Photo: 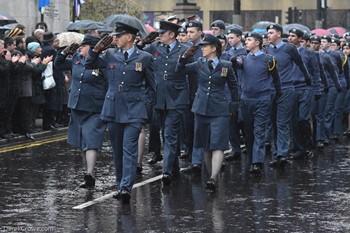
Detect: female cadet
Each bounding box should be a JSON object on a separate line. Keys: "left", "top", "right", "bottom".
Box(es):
{"left": 176, "top": 34, "right": 238, "bottom": 192}
{"left": 54, "top": 35, "right": 108, "bottom": 189}
{"left": 232, "top": 32, "right": 281, "bottom": 174}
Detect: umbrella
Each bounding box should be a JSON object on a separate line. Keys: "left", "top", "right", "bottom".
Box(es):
{"left": 56, "top": 32, "right": 84, "bottom": 48}
{"left": 251, "top": 21, "right": 274, "bottom": 31}
{"left": 145, "top": 24, "right": 156, "bottom": 32}
{"left": 311, "top": 29, "right": 328, "bottom": 36}
{"left": 0, "top": 12, "right": 17, "bottom": 26}
{"left": 104, "top": 14, "right": 148, "bottom": 37}
{"left": 283, "top": 23, "right": 311, "bottom": 35}
{"left": 327, "top": 27, "right": 347, "bottom": 36}
{"left": 67, "top": 20, "right": 106, "bottom": 31}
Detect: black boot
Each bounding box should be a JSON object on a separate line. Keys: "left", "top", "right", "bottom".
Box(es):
{"left": 80, "top": 174, "right": 95, "bottom": 189}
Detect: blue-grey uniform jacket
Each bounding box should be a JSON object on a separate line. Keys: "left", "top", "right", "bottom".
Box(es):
{"left": 176, "top": 57, "right": 238, "bottom": 117}
{"left": 55, "top": 52, "right": 108, "bottom": 113}
{"left": 144, "top": 40, "right": 189, "bottom": 110}
{"left": 85, "top": 46, "right": 156, "bottom": 123}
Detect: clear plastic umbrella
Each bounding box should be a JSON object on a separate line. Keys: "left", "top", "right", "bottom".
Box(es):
{"left": 56, "top": 32, "right": 84, "bottom": 48}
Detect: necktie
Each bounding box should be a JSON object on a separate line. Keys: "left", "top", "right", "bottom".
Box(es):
{"left": 208, "top": 60, "right": 214, "bottom": 72}
{"left": 124, "top": 51, "right": 128, "bottom": 60}
{"left": 166, "top": 45, "right": 170, "bottom": 54}
{"left": 274, "top": 45, "right": 277, "bottom": 49}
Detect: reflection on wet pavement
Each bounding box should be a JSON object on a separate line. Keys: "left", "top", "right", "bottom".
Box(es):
{"left": 1, "top": 139, "right": 350, "bottom": 232}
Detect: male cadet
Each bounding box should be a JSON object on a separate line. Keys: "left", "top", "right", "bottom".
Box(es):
{"left": 288, "top": 28, "right": 321, "bottom": 159}
{"left": 266, "top": 23, "right": 311, "bottom": 168}
{"left": 329, "top": 37, "right": 350, "bottom": 140}
{"left": 224, "top": 27, "right": 247, "bottom": 161}
{"left": 321, "top": 35, "right": 348, "bottom": 144}
{"left": 177, "top": 27, "right": 190, "bottom": 45}
{"left": 184, "top": 20, "right": 205, "bottom": 174}
{"left": 85, "top": 22, "right": 156, "bottom": 204}
{"left": 210, "top": 20, "right": 226, "bottom": 36}
{"left": 309, "top": 35, "right": 341, "bottom": 149}
{"left": 144, "top": 20, "right": 189, "bottom": 185}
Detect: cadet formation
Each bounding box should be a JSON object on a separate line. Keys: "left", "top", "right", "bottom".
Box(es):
{"left": 2, "top": 15, "right": 350, "bottom": 204}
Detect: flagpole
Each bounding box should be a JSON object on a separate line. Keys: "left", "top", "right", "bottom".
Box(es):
{"left": 73, "top": 0, "right": 76, "bottom": 22}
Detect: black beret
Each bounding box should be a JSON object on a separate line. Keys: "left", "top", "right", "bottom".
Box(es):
{"left": 245, "top": 32, "right": 263, "bottom": 42}
{"left": 211, "top": 20, "right": 225, "bottom": 30}
{"left": 226, "top": 28, "right": 242, "bottom": 36}
{"left": 289, "top": 28, "right": 304, "bottom": 38}
{"left": 261, "top": 34, "right": 268, "bottom": 39}
{"left": 331, "top": 38, "right": 340, "bottom": 45}
{"left": 178, "top": 27, "right": 187, "bottom": 33}
{"left": 310, "top": 35, "right": 321, "bottom": 42}
{"left": 80, "top": 34, "right": 100, "bottom": 47}
{"left": 266, "top": 23, "right": 283, "bottom": 32}
{"left": 321, "top": 35, "right": 331, "bottom": 42}
{"left": 342, "top": 42, "right": 350, "bottom": 49}
{"left": 343, "top": 32, "right": 350, "bottom": 37}
{"left": 186, "top": 20, "right": 203, "bottom": 30}
{"left": 199, "top": 34, "right": 222, "bottom": 48}
{"left": 158, "top": 20, "right": 181, "bottom": 33}
{"left": 114, "top": 22, "right": 139, "bottom": 35}
{"left": 216, "top": 34, "right": 227, "bottom": 42}
{"left": 302, "top": 33, "right": 310, "bottom": 41}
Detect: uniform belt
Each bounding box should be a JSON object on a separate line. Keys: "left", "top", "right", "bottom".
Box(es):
{"left": 162, "top": 74, "right": 184, "bottom": 81}
{"left": 116, "top": 86, "right": 142, "bottom": 92}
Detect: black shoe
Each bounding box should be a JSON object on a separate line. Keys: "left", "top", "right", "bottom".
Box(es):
{"left": 147, "top": 153, "right": 163, "bottom": 164}
{"left": 205, "top": 178, "right": 216, "bottom": 192}
{"left": 316, "top": 141, "right": 324, "bottom": 150}
{"left": 121, "top": 190, "right": 131, "bottom": 204}
{"left": 179, "top": 151, "right": 189, "bottom": 160}
{"left": 113, "top": 190, "right": 121, "bottom": 199}
{"left": 288, "top": 151, "right": 305, "bottom": 160}
{"left": 79, "top": 174, "right": 95, "bottom": 189}
{"left": 137, "top": 163, "right": 143, "bottom": 174}
{"left": 162, "top": 173, "right": 171, "bottom": 185}
{"left": 25, "top": 133, "right": 35, "bottom": 140}
{"left": 225, "top": 152, "right": 241, "bottom": 161}
{"left": 249, "top": 163, "right": 263, "bottom": 174}
{"left": 306, "top": 150, "right": 314, "bottom": 158}
{"left": 324, "top": 140, "right": 330, "bottom": 146}
{"left": 269, "top": 156, "right": 288, "bottom": 168}
{"left": 192, "top": 163, "right": 201, "bottom": 175}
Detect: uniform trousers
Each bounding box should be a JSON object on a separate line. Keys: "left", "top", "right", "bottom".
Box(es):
{"left": 242, "top": 98, "right": 272, "bottom": 164}
{"left": 108, "top": 122, "right": 142, "bottom": 192}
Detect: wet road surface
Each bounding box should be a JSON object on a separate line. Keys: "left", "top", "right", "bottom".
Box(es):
{"left": 1, "top": 133, "right": 350, "bottom": 232}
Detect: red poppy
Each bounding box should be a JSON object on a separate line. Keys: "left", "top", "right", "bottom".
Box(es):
{"left": 75, "top": 60, "right": 80, "bottom": 64}
{"left": 110, "top": 64, "right": 114, "bottom": 69}
{"left": 154, "top": 52, "right": 158, "bottom": 57}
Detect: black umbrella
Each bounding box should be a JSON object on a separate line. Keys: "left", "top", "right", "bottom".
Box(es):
{"left": 0, "top": 12, "right": 17, "bottom": 26}
{"left": 283, "top": 23, "right": 311, "bottom": 35}
{"left": 67, "top": 20, "right": 106, "bottom": 31}
{"left": 104, "top": 14, "right": 148, "bottom": 37}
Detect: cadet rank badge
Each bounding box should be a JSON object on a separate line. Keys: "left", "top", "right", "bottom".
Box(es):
{"left": 92, "top": 69, "right": 99, "bottom": 76}
{"left": 135, "top": 62, "right": 142, "bottom": 71}
{"left": 221, "top": 67, "right": 228, "bottom": 77}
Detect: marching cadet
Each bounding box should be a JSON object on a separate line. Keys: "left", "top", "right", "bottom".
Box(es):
{"left": 309, "top": 35, "right": 341, "bottom": 149}
{"left": 224, "top": 28, "right": 247, "bottom": 161}
{"left": 85, "top": 22, "right": 156, "bottom": 204}
{"left": 144, "top": 20, "right": 189, "bottom": 185}
{"left": 266, "top": 23, "right": 311, "bottom": 168}
{"left": 232, "top": 32, "right": 281, "bottom": 174}
{"left": 288, "top": 28, "right": 321, "bottom": 159}
{"left": 54, "top": 35, "right": 107, "bottom": 189}
{"left": 183, "top": 20, "right": 204, "bottom": 174}
{"left": 321, "top": 35, "right": 348, "bottom": 144}
{"left": 176, "top": 34, "right": 238, "bottom": 191}
{"left": 329, "top": 37, "right": 350, "bottom": 140}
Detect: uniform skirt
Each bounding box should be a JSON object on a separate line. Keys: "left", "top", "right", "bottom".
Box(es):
{"left": 67, "top": 109, "right": 107, "bottom": 152}
{"left": 194, "top": 114, "right": 229, "bottom": 151}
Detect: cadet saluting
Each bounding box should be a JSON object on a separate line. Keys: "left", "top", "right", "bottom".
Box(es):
{"left": 55, "top": 35, "right": 108, "bottom": 190}
{"left": 176, "top": 34, "right": 238, "bottom": 191}
{"left": 85, "top": 22, "right": 156, "bottom": 204}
